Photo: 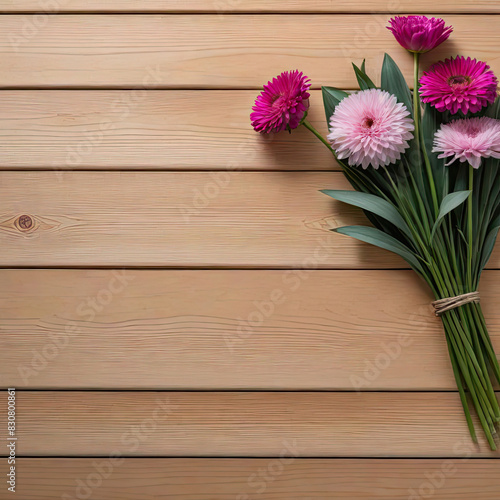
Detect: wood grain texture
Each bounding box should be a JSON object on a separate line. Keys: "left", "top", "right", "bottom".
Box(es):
{"left": 1, "top": 391, "right": 499, "bottom": 457}
{"left": 3, "top": 171, "right": 500, "bottom": 269}
{"left": 5, "top": 458, "right": 500, "bottom": 499}
{"left": 1, "top": 0, "right": 498, "bottom": 13}
{"left": 0, "top": 171, "right": 386, "bottom": 268}
{"left": 0, "top": 90, "right": 334, "bottom": 170}
{"left": 0, "top": 15, "right": 498, "bottom": 88}
{"left": 2, "top": 269, "right": 500, "bottom": 390}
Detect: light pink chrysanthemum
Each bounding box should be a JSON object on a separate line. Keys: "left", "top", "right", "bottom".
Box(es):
{"left": 250, "top": 70, "right": 311, "bottom": 133}
{"left": 327, "top": 89, "right": 414, "bottom": 169}
{"left": 387, "top": 16, "right": 452, "bottom": 53}
{"left": 420, "top": 57, "right": 498, "bottom": 115}
{"left": 433, "top": 117, "right": 500, "bottom": 169}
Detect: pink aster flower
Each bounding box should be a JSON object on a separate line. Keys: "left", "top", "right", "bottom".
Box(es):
{"left": 433, "top": 117, "right": 500, "bottom": 169}
{"left": 328, "top": 89, "right": 414, "bottom": 170}
{"left": 387, "top": 16, "right": 452, "bottom": 53}
{"left": 420, "top": 57, "right": 498, "bottom": 115}
{"left": 250, "top": 70, "right": 311, "bottom": 133}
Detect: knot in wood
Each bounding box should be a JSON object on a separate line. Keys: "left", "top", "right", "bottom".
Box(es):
{"left": 16, "top": 214, "right": 34, "bottom": 231}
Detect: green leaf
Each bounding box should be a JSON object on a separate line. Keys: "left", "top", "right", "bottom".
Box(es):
{"left": 333, "top": 225, "right": 424, "bottom": 272}
{"left": 479, "top": 215, "right": 500, "bottom": 273}
{"left": 321, "top": 189, "right": 412, "bottom": 237}
{"left": 431, "top": 191, "right": 471, "bottom": 239}
{"left": 422, "top": 103, "right": 447, "bottom": 198}
{"left": 322, "top": 86, "right": 349, "bottom": 124}
{"left": 480, "top": 226, "right": 500, "bottom": 273}
{"left": 486, "top": 97, "right": 500, "bottom": 120}
{"left": 352, "top": 61, "right": 376, "bottom": 90}
{"left": 380, "top": 53, "right": 412, "bottom": 113}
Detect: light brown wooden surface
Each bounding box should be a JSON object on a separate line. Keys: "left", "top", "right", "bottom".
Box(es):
{"left": 1, "top": 391, "right": 499, "bottom": 457}
{"left": 1, "top": 1, "right": 499, "bottom": 13}
{"left": 3, "top": 458, "right": 500, "bottom": 499}
{"left": 0, "top": 15, "right": 498, "bottom": 89}
{"left": 1, "top": 269, "right": 500, "bottom": 390}
{"left": 0, "top": 90, "right": 333, "bottom": 170}
{"left": 1, "top": 2, "right": 500, "bottom": 497}
{"left": 2, "top": 171, "right": 500, "bottom": 269}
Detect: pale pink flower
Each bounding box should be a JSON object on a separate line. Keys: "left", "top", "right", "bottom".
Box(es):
{"left": 433, "top": 117, "right": 500, "bottom": 169}
{"left": 328, "top": 89, "right": 414, "bottom": 169}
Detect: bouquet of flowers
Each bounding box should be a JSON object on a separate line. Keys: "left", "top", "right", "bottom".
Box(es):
{"left": 251, "top": 16, "right": 500, "bottom": 449}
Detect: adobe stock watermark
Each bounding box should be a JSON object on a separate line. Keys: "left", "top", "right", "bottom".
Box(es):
{"left": 9, "top": 0, "right": 69, "bottom": 52}
{"left": 179, "top": 169, "right": 239, "bottom": 223}
{"left": 61, "top": 397, "right": 178, "bottom": 500}
{"left": 236, "top": 439, "right": 301, "bottom": 499}
{"left": 408, "top": 437, "right": 475, "bottom": 499}
{"left": 214, "top": 0, "right": 243, "bottom": 18}
{"left": 51, "top": 65, "right": 163, "bottom": 179}
{"left": 179, "top": 134, "right": 276, "bottom": 223}
{"left": 349, "top": 304, "right": 434, "bottom": 391}
{"left": 340, "top": 0, "right": 404, "bottom": 61}
{"left": 17, "top": 270, "right": 135, "bottom": 384}
{"left": 349, "top": 333, "right": 413, "bottom": 391}
{"left": 224, "top": 234, "right": 337, "bottom": 352}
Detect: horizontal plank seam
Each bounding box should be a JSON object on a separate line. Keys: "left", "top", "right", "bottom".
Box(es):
{"left": 0, "top": 12, "right": 497, "bottom": 16}
{"left": 4, "top": 387, "right": 500, "bottom": 394}
{"left": 0, "top": 85, "right": 446, "bottom": 90}
{"left": 12, "top": 456, "right": 500, "bottom": 460}
{"left": 0, "top": 12, "right": 498, "bottom": 15}
{"left": 0, "top": 265, "right": 456, "bottom": 271}
{"left": 4, "top": 266, "right": 500, "bottom": 272}
{"left": 5, "top": 266, "right": 500, "bottom": 271}
{"left": 4, "top": 267, "right": 500, "bottom": 272}
{"left": 5, "top": 455, "right": 500, "bottom": 460}
{"left": 0, "top": 169, "right": 344, "bottom": 173}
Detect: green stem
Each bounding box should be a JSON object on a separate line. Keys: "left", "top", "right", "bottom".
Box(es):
{"left": 301, "top": 119, "right": 389, "bottom": 201}
{"left": 467, "top": 165, "right": 474, "bottom": 289}
{"left": 467, "top": 304, "right": 500, "bottom": 421}
{"left": 422, "top": 137, "right": 439, "bottom": 217}
{"left": 446, "top": 332, "right": 477, "bottom": 443}
{"left": 472, "top": 303, "right": 500, "bottom": 384}
{"left": 443, "top": 314, "right": 497, "bottom": 449}
{"left": 413, "top": 51, "right": 439, "bottom": 215}
{"left": 302, "top": 119, "right": 333, "bottom": 153}
{"left": 413, "top": 52, "right": 421, "bottom": 153}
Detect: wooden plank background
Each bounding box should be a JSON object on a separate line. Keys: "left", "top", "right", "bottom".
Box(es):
{"left": 0, "top": 2, "right": 499, "bottom": 499}
{"left": 1, "top": 1, "right": 499, "bottom": 13}
{"left": 3, "top": 171, "right": 500, "bottom": 268}
{"left": 3, "top": 459, "right": 499, "bottom": 499}
{"left": 0, "top": 16, "right": 498, "bottom": 89}
{"left": 0, "top": 90, "right": 334, "bottom": 170}
{"left": 2, "top": 269, "right": 500, "bottom": 390}
{"left": 0, "top": 392, "right": 497, "bottom": 456}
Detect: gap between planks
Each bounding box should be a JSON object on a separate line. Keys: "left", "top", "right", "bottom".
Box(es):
{"left": 1, "top": 0, "right": 499, "bottom": 13}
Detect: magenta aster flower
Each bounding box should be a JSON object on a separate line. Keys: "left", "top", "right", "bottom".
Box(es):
{"left": 328, "top": 89, "right": 414, "bottom": 170}
{"left": 250, "top": 70, "right": 311, "bottom": 133}
{"left": 433, "top": 117, "right": 500, "bottom": 169}
{"left": 387, "top": 16, "right": 452, "bottom": 53}
{"left": 420, "top": 57, "right": 498, "bottom": 115}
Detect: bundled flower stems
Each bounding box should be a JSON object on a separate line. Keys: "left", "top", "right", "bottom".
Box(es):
{"left": 251, "top": 16, "right": 500, "bottom": 449}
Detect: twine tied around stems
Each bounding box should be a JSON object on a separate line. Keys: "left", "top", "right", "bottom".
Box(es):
{"left": 432, "top": 292, "right": 480, "bottom": 316}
